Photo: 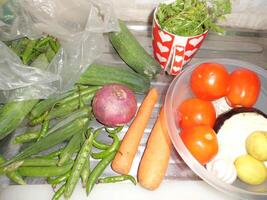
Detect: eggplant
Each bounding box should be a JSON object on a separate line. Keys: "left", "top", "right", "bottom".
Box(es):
{"left": 213, "top": 107, "right": 267, "bottom": 160}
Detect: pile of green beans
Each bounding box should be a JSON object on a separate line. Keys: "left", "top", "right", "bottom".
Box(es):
{"left": 5, "top": 36, "right": 60, "bottom": 65}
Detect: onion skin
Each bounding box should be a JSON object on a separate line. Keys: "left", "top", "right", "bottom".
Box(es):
{"left": 92, "top": 84, "right": 137, "bottom": 127}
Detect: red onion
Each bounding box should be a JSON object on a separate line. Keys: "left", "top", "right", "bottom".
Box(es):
{"left": 92, "top": 84, "right": 137, "bottom": 127}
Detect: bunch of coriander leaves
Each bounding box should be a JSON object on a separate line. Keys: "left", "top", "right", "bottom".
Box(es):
{"left": 156, "top": 0, "right": 231, "bottom": 36}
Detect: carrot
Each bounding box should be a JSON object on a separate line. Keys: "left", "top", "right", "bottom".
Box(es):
{"left": 137, "top": 107, "right": 172, "bottom": 190}
{"left": 111, "top": 88, "right": 158, "bottom": 175}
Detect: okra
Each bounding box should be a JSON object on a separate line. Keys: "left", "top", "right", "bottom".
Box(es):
{"left": 0, "top": 99, "right": 38, "bottom": 140}
{"left": 0, "top": 155, "right": 26, "bottom": 185}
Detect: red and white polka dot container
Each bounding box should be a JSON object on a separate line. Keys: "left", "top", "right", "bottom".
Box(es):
{"left": 152, "top": 5, "right": 208, "bottom": 75}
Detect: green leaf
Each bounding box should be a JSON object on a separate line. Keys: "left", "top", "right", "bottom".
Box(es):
{"left": 156, "top": 0, "right": 231, "bottom": 36}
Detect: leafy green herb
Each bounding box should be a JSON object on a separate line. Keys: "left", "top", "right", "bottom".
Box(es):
{"left": 156, "top": 0, "right": 231, "bottom": 36}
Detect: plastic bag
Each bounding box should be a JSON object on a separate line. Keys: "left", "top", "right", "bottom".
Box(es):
{"left": 0, "top": 0, "right": 119, "bottom": 102}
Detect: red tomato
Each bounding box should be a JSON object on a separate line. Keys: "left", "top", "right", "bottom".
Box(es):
{"left": 190, "top": 62, "right": 230, "bottom": 101}
{"left": 180, "top": 125, "right": 218, "bottom": 165}
{"left": 178, "top": 98, "right": 216, "bottom": 129}
{"left": 226, "top": 68, "right": 260, "bottom": 107}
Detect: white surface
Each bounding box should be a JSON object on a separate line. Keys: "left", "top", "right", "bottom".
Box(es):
{"left": 0, "top": 180, "right": 240, "bottom": 200}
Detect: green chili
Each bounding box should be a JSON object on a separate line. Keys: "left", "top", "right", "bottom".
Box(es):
{"left": 97, "top": 175, "right": 136, "bottom": 185}
{"left": 92, "top": 127, "right": 110, "bottom": 150}
{"left": 92, "top": 140, "right": 110, "bottom": 150}
{"left": 47, "top": 171, "right": 70, "bottom": 186}
{"left": 91, "top": 134, "right": 120, "bottom": 159}
{"left": 64, "top": 132, "right": 94, "bottom": 199}
{"left": 86, "top": 151, "right": 116, "bottom": 195}
{"left": 105, "top": 126, "right": 124, "bottom": 134}
{"left": 52, "top": 184, "right": 65, "bottom": 200}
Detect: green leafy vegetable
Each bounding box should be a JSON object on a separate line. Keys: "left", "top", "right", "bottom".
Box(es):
{"left": 156, "top": 0, "right": 231, "bottom": 36}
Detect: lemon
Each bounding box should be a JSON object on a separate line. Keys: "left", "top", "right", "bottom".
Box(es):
{"left": 234, "top": 154, "right": 266, "bottom": 185}
{"left": 246, "top": 131, "right": 267, "bottom": 161}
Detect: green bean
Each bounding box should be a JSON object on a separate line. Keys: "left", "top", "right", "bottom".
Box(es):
{"left": 91, "top": 134, "right": 120, "bottom": 159}
{"left": 29, "top": 111, "right": 48, "bottom": 126}
{"left": 97, "top": 175, "right": 136, "bottom": 185}
{"left": 37, "top": 120, "right": 50, "bottom": 141}
{"left": 49, "top": 38, "right": 61, "bottom": 53}
{"left": 0, "top": 155, "right": 26, "bottom": 185}
{"left": 18, "top": 161, "right": 73, "bottom": 177}
{"left": 58, "top": 132, "right": 83, "bottom": 166}
{"left": 34, "top": 37, "right": 51, "bottom": 50}
{"left": 2, "top": 117, "right": 89, "bottom": 167}
{"left": 8, "top": 38, "right": 29, "bottom": 56}
{"left": 105, "top": 126, "right": 124, "bottom": 134}
{"left": 45, "top": 46, "right": 56, "bottom": 62}
{"left": 64, "top": 132, "right": 94, "bottom": 199}
{"left": 86, "top": 151, "right": 116, "bottom": 195}
{"left": 92, "top": 140, "right": 110, "bottom": 150}
{"left": 52, "top": 184, "right": 65, "bottom": 200}
{"left": 13, "top": 131, "right": 39, "bottom": 144}
{"left": 21, "top": 40, "right": 37, "bottom": 65}
{"left": 47, "top": 171, "right": 70, "bottom": 185}
{"left": 81, "top": 157, "right": 90, "bottom": 188}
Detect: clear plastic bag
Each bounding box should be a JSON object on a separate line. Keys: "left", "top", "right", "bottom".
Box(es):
{"left": 0, "top": 0, "right": 119, "bottom": 102}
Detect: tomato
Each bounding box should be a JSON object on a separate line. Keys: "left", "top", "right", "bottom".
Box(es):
{"left": 190, "top": 62, "right": 230, "bottom": 101}
{"left": 226, "top": 68, "right": 260, "bottom": 107}
{"left": 180, "top": 125, "right": 218, "bottom": 164}
{"left": 178, "top": 98, "right": 216, "bottom": 129}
